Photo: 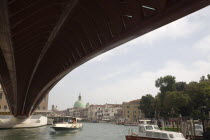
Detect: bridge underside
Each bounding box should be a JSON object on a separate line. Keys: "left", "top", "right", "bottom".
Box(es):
{"left": 0, "top": 0, "right": 209, "bottom": 117}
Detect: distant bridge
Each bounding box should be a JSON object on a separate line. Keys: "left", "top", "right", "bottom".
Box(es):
{"left": 0, "top": 0, "right": 209, "bottom": 117}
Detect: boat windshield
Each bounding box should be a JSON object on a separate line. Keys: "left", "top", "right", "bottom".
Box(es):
{"left": 145, "top": 126, "right": 153, "bottom": 130}
{"left": 154, "top": 126, "right": 160, "bottom": 130}
{"left": 169, "top": 134, "right": 174, "bottom": 138}
{"left": 195, "top": 125, "right": 202, "bottom": 130}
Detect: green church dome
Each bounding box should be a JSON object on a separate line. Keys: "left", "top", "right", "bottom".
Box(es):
{"left": 86, "top": 103, "right": 90, "bottom": 108}
{"left": 73, "top": 94, "right": 86, "bottom": 109}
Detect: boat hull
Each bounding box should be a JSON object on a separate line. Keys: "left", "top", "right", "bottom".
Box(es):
{"left": 51, "top": 127, "right": 81, "bottom": 131}
{"left": 126, "top": 135, "right": 167, "bottom": 140}
{"left": 186, "top": 135, "right": 203, "bottom": 140}
{"left": 51, "top": 123, "right": 83, "bottom": 131}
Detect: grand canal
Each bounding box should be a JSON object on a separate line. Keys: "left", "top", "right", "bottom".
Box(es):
{"left": 0, "top": 123, "right": 137, "bottom": 140}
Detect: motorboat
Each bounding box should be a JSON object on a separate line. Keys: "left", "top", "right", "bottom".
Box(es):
{"left": 51, "top": 116, "right": 82, "bottom": 131}
{"left": 186, "top": 124, "right": 203, "bottom": 139}
{"left": 126, "top": 124, "right": 187, "bottom": 140}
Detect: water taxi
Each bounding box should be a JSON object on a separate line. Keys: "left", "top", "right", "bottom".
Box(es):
{"left": 126, "top": 124, "right": 186, "bottom": 140}
{"left": 51, "top": 116, "right": 83, "bottom": 131}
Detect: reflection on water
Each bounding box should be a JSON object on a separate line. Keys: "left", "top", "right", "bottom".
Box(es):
{"left": 0, "top": 123, "right": 137, "bottom": 140}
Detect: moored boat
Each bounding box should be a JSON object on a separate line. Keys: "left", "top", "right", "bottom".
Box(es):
{"left": 126, "top": 124, "right": 186, "bottom": 140}
{"left": 51, "top": 116, "right": 82, "bottom": 131}
{"left": 186, "top": 124, "right": 203, "bottom": 139}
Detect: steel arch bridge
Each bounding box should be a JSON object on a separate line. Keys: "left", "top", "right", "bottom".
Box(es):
{"left": 0, "top": 0, "right": 209, "bottom": 117}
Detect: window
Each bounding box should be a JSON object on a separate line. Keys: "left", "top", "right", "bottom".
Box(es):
{"left": 38, "top": 106, "right": 40, "bottom": 110}
{"left": 146, "top": 132, "right": 153, "bottom": 137}
{"left": 127, "top": 106, "right": 129, "bottom": 108}
{"left": 43, "top": 106, "right": 46, "bottom": 110}
{"left": 139, "top": 126, "right": 145, "bottom": 132}
{"left": 0, "top": 93, "right": 2, "bottom": 100}
{"left": 161, "top": 133, "right": 168, "bottom": 139}
{"left": 195, "top": 125, "right": 202, "bottom": 130}
{"left": 169, "top": 134, "right": 174, "bottom": 138}
{"left": 128, "top": 115, "right": 129, "bottom": 118}
{"left": 127, "top": 111, "right": 129, "bottom": 113}
{"left": 154, "top": 126, "right": 160, "bottom": 130}
{"left": 145, "top": 126, "right": 153, "bottom": 130}
{"left": 0, "top": 105, "right": 1, "bottom": 109}
{"left": 153, "top": 132, "right": 160, "bottom": 138}
{"left": 4, "top": 105, "right": 7, "bottom": 110}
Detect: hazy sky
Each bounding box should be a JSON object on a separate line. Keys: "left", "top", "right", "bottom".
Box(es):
{"left": 49, "top": 6, "right": 210, "bottom": 110}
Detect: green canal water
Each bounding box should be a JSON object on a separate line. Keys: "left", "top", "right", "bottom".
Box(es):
{"left": 0, "top": 123, "right": 138, "bottom": 140}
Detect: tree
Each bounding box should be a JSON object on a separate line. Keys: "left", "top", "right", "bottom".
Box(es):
{"left": 155, "top": 75, "right": 176, "bottom": 104}
{"left": 163, "top": 91, "right": 190, "bottom": 117}
{"left": 155, "top": 75, "right": 176, "bottom": 93}
{"left": 140, "top": 94, "right": 155, "bottom": 118}
{"left": 200, "top": 75, "right": 206, "bottom": 82}
{"left": 175, "top": 82, "right": 186, "bottom": 91}
{"left": 207, "top": 74, "right": 210, "bottom": 80}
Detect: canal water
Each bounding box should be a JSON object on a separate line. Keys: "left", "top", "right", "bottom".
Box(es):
{"left": 0, "top": 123, "right": 138, "bottom": 140}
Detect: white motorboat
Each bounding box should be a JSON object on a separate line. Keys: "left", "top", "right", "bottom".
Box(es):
{"left": 51, "top": 116, "right": 83, "bottom": 131}
{"left": 126, "top": 124, "right": 187, "bottom": 140}
{"left": 186, "top": 124, "right": 203, "bottom": 139}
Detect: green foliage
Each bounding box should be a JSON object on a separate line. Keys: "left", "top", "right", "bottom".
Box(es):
{"left": 142, "top": 74, "right": 210, "bottom": 119}
{"left": 163, "top": 91, "right": 190, "bottom": 117}
{"left": 140, "top": 94, "right": 155, "bottom": 118}
{"left": 175, "top": 82, "right": 186, "bottom": 91}
{"left": 155, "top": 75, "right": 176, "bottom": 93}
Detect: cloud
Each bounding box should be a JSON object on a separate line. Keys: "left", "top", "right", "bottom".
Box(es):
{"left": 193, "top": 34, "right": 210, "bottom": 51}
{"left": 87, "top": 60, "right": 210, "bottom": 105}
{"left": 99, "top": 62, "right": 140, "bottom": 81}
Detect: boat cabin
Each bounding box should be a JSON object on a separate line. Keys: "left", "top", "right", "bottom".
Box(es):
{"left": 139, "top": 120, "right": 152, "bottom": 124}
{"left": 136, "top": 124, "right": 186, "bottom": 140}
{"left": 53, "top": 116, "right": 81, "bottom": 124}
{"left": 51, "top": 116, "right": 83, "bottom": 131}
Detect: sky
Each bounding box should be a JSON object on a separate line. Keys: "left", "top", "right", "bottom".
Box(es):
{"left": 49, "top": 6, "right": 210, "bottom": 110}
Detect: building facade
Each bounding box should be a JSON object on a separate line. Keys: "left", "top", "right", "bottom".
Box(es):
{"left": 122, "top": 99, "right": 143, "bottom": 122}
{"left": 88, "top": 105, "right": 104, "bottom": 121}
{"left": 102, "top": 104, "right": 122, "bottom": 121}
{"left": 0, "top": 85, "right": 49, "bottom": 115}
{"left": 0, "top": 86, "right": 10, "bottom": 114}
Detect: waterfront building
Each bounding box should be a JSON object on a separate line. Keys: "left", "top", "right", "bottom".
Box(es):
{"left": 0, "top": 86, "right": 10, "bottom": 114}
{"left": 102, "top": 104, "right": 122, "bottom": 121}
{"left": 52, "top": 105, "right": 58, "bottom": 111}
{"left": 87, "top": 104, "right": 123, "bottom": 121}
{"left": 88, "top": 105, "right": 105, "bottom": 121}
{"left": 122, "top": 99, "right": 143, "bottom": 122}
{"left": 33, "top": 95, "right": 49, "bottom": 115}
{"left": 0, "top": 85, "right": 49, "bottom": 115}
